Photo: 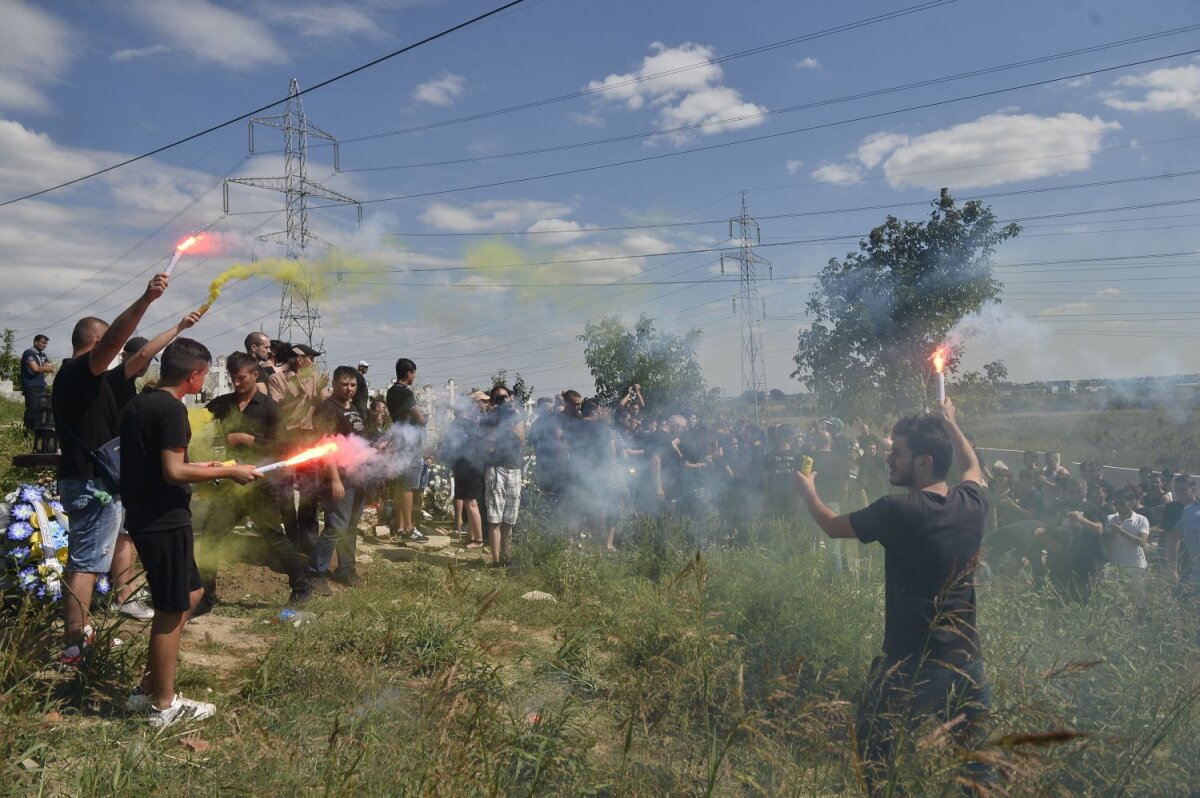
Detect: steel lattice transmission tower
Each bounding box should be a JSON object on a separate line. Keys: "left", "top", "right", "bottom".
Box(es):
{"left": 722, "top": 191, "right": 771, "bottom": 421}
{"left": 223, "top": 78, "right": 361, "bottom": 350}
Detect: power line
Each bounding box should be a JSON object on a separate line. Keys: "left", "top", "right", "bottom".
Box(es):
{"left": 343, "top": 25, "right": 1200, "bottom": 174}
{"left": 0, "top": 0, "right": 531, "bottom": 208}
{"left": 262, "top": 46, "right": 1200, "bottom": 213}
{"left": 336, "top": 0, "right": 959, "bottom": 147}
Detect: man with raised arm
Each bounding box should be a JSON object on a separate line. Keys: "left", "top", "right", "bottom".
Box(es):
{"left": 794, "top": 399, "right": 992, "bottom": 794}
{"left": 53, "top": 274, "right": 170, "bottom": 666}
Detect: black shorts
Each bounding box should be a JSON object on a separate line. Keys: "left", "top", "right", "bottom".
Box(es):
{"left": 130, "top": 526, "right": 203, "bottom": 613}
{"left": 453, "top": 465, "right": 485, "bottom": 502}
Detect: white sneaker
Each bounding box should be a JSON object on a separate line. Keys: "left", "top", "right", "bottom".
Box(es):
{"left": 125, "top": 687, "right": 152, "bottom": 713}
{"left": 118, "top": 599, "right": 155, "bottom": 621}
{"left": 147, "top": 694, "right": 216, "bottom": 729}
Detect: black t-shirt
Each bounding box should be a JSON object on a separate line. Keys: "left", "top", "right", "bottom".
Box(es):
{"left": 315, "top": 397, "right": 365, "bottom": 438}
{"left": 810, "top": 449, "right": 850, "bottom": 505}
{"left": 353, "top": 372, "right": 369, "bottom": 416}
{"left": 385, "top": 383, "right": 417, "bottom": 426}
{"left": 108, "top": 368, "right": 138, "bottom": 412}
{"left": 482, "top": 407, "right": 524, "bottom": 468}
{"left": 207, "top": 390, "right": 283, "bottom": 461}
{"left": 1162, "top": 499, "right": 1186, "bottom": 534}
{"left": 849, "top": 481, "right": 989, "bottom": 665}
{"left": 20, "top": 348, "right": 48, "bottom": 389}
{"left": 766, "top": 449, "right": 798, "bottom": 496}
{"left": 120, "top": 388, "right": 192, "bottom": 534}
{"left": 52, "top": 356, "right": 120, "bottom": 481}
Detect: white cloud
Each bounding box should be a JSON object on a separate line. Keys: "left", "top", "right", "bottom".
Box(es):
{"left": 811, "top": 162, "right": 864, "bottom": 186}
{"left": 1104, "top": 64, "right": 1200, "bottom": 118}
{"left": 1097, "top": 287, "right": 1121, "bottom": 297}
{"left": 795, "top": 57, "right": 821, "bottom": 70}
{"left": 129, "top": 0, "right": 286, "bottom": 70}
{"left": 111, "top": 44, "right": 171, "bottom": 62}
{"left": 812, "top": 113, "right": 1118, "bottom": 191}
{"left": 1039, "top": 302, "right": 1094, "bottom": 316}
{"left": 1065, "top": 75, "right": 1091, "bottom": 89}
{"left": 265, "top": 5, "right": 381, "bottom": 38}
{"left": 855, "top": 132, "right": 909, "bottom": 169}
{"left": 785, "top": 159, "right": 804, "bottom": 175}
{"left": 420, "top": 199, "right": 574, "bottom": 232}
{"left": 584, "top": 42, "right": 767, "bottom": 145}
{"left": 526, "top": 218, "right": 592, "bottom": 243}
{"left": 412, "top": 73, "right": 465, "bottom": 107}
{"left": 0, "top": 0, "right": 73, "bottom": 113}
{"left": 569, "top": 111, "right": 606, "bottom": 128}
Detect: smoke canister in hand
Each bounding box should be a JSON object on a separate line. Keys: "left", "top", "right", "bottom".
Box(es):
{"left": 800, "top": 456, "right": 814, "bottom": 477}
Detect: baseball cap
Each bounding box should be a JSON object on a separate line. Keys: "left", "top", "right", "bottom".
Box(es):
{"left": 819, "top": 417, "right": 845, "bottom": 435}
{"left": 358, "top": 360, "right": 370, "bottom": 368}
{"left": 123, "top": 336, "right": 156, "bottom": 361}
{"left": 290, "top": 344, "right": 322, "bottom": 358}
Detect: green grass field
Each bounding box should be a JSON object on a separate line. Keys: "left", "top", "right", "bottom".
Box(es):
{"left": 3, "top": 514, "right": 1197, "bottom": 797}
{"left": 3, "top": 397, "right": 1198, "bottom": 795}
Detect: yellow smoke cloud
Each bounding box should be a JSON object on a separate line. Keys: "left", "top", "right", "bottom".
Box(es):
{"left": 198, "top": 251, "right": 376, "bottom": 313}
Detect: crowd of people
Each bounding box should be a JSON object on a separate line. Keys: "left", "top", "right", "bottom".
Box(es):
{"left": 13, "top": 272, "right": 1199, "bottom": 735}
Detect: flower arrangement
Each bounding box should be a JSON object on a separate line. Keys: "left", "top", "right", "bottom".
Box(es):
{"left": 1, "top": 481, "right": 91, "bottom": 603}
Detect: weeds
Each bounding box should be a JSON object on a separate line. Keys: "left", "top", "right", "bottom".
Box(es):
{"left": 2, "top": 513, "right": 1197, "bottom": 796}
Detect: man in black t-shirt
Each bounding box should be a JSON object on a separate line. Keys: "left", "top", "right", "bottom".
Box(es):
{"left": 1042, "top": 477, "right": 1105, "bottom": 602}
{"left": 196, "top": 352, "right": 311, "bottom": 614}
{"left": 311, "top": 366, "right": 368, "bottom": 587}
{"left": 385, "top": 357, "right": 429, "bottom": 542}
{"left": 20, "top": 333, "right": 54, "bottom": 430}
{"left": 54, "top": 274, "right": 171, "bottom": 665}
{"left": 795, "top": 400, "right": 992, "bottom": 793}
{"left": 120, "top": 338, "right": 259, "bottom": 727}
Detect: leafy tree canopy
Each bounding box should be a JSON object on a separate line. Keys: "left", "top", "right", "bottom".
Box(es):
{"left": 579, "top": 314, "right": 716, "bottom": 411}
{"left": 792, "top": 189, "right": 1019, "bottom": 418}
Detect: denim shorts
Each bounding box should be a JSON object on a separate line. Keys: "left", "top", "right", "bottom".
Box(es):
{"left": 60, "top": 478, "right": 124, "bottom": 573}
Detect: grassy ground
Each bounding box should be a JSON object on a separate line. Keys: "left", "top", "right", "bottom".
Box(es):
{"left": 3, "top": 512, "right": 1197, "bottom": 797}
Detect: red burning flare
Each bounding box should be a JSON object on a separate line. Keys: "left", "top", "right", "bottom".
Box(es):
{"left": 283, "top": 441, "right": 338, "bottom": 467}
{"left": 931, "top": 347, "right": 947, "bottom": 374}
{"left": 175, "top": 233, "right": 204, "bottom": 253}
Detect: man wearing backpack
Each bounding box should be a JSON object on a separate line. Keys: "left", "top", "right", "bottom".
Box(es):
{"left": 53, "top": 273, "right": 170, "bottom": 666}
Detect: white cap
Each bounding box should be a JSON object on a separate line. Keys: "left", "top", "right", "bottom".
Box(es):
{"left": 358, "top": 360, "right": 370, "bottom": 368}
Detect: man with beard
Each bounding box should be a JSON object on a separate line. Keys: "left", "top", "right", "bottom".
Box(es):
{"left": 795, "top": 401, "right": 992, "bottom": 793}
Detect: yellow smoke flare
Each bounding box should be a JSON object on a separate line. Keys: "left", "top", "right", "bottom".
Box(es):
{"left": 196, "top": 251, "right": 374, "bottom": 316}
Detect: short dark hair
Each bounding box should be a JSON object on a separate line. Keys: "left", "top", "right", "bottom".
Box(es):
{"left": 892, "top": 414, "right": 953, "bottom": 479}
{"left": 1113, "top": 488, "right": 1137, "bottom": 504}
{"left": 70, "top": 317, "right": 107, "bottom": 351}
{"left": 395, "top": 357, "right": 416, "bottom": 379}
{"left": 580, "top": 398, "right": 599, "bottom": 418}
{"left": 562, "top": 389, "right": 582, "bottom": 403}
{"left": 333, "top": 365, "right": 358, "bottom": 383}
{"left": 160, "top": 338, "right": 211, "bottom": 384}
{"left": 490, "top": 384, "right": 510, "bottom": 400}
{"left": 269, "top": 340, "right": 290, "bottom": 361}
{"left": 33, "top": 334, "right": 48, "bottom": 344}
{"left": 226, "top": 351, "right": 257, "bottom": 374}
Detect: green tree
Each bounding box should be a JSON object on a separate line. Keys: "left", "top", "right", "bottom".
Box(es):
{"left": 791, "top": 189, "right": 1019, "bottom": 418}
{"left": 578, "top": 314, "right": 715, "bottom": 411}
{"left": 951, "top": 359, "right": 1009, "bottom": 418}
{"left": 491, "top": 368, "right": 533, "bottom": 404}
{"left": 0, "top": 329, "right": 18, "bottom": 386}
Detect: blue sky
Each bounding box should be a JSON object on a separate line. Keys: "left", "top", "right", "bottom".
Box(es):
{"left": 2, "top": 0, "right": 1200, "bottom": 397}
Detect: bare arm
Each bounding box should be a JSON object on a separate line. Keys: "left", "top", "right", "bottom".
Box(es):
{"left": 410, "top": 405, "right": 428, "bottom": 426}
{"left": 25, "top": 356, "right": 55, "bottom": 374}
{"left": 123, "top": 312, "right": 201, "bottom": 379}
{"left": 87, "top": 274, "right": 168, "bottom": 377}
{"left": 936, "top": 398, "right": 982, "bottom": 486}
{"left": 514, "top": 419, "right": 526, "bottom": 446}
{"left": 1109, "top": 518, "right": 1149, "bottom": 548}
{"left": 794, "top": 471, "right": 858, "bottom": 539}
{"left": 162, "top": 449, "right": 259, "bottom": 485}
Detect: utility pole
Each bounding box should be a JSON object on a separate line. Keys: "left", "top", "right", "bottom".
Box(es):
{"left": 722, "top": 191, "right": 770, "bottom": 422}
{"left": 223, "top": 78, "right": 362, "bottom": 351}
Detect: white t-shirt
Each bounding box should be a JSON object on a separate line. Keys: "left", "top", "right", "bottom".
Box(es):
{"left": 1106, "top": 512, "right": 1149, "bottom": 569}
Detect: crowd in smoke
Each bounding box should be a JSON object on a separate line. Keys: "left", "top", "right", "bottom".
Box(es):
{"left": 13, "top": 269, "right": 1199, "bottom": 731}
